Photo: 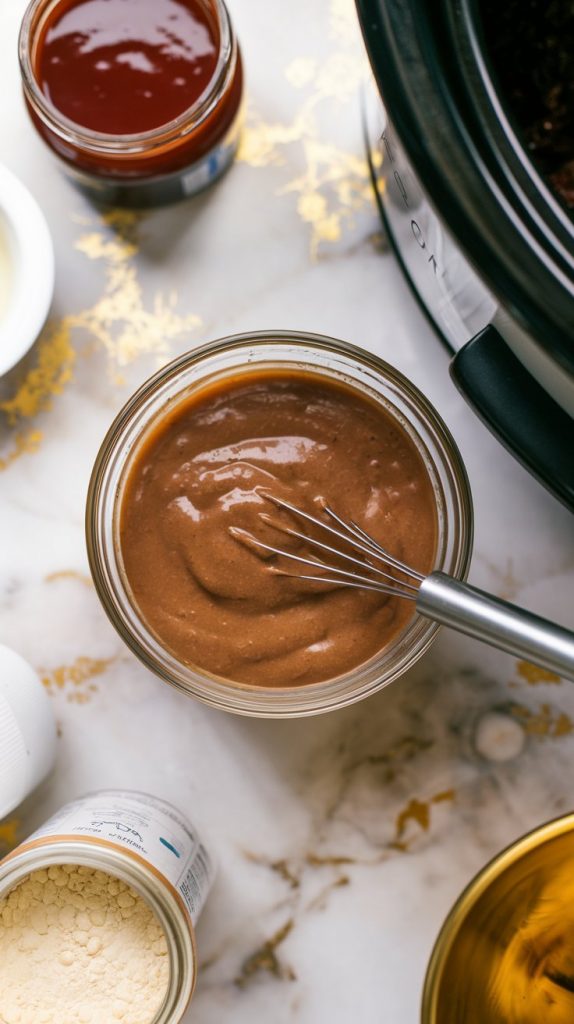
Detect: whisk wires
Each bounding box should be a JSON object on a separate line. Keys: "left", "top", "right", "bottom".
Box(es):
{"left": 229, "top": 493, "right": 423, "bottom": 601}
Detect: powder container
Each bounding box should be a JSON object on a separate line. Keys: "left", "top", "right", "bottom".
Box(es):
{"left": 0, "top": 789, "right": 216, "bottom": 1022}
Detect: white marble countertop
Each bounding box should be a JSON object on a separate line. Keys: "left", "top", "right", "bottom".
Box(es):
{"left": 1, "top": 0, "right": 574, "bottom": 1020}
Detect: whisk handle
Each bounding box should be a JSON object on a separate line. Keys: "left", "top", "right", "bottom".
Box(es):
{"left": 417, "top": 572, "right": 574, "bottom": 680}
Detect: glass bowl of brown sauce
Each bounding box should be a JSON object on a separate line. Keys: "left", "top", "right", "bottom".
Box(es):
{"left": 86, "top": 331, "right": 473, "bottom": 716}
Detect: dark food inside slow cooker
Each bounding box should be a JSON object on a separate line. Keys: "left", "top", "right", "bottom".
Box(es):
{"left": 481, "top": 0, "right": 574, "bottom": 211}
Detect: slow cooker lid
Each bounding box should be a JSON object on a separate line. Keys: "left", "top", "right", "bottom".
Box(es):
{"left": 356, "top": 0, "right": 574, "bottom": 375}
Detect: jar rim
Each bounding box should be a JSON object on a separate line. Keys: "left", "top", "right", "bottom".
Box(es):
{"left": 86, "top": 330, "right": 474, "bottom": 718}
{"left": 18, "top": 0, "right": 237, "bottom": 155}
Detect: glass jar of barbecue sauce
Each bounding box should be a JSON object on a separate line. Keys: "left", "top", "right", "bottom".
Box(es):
{"left": 19, "top": 0, "right": 244, "bottom": 206}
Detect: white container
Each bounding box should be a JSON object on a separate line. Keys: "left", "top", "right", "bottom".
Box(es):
{"left": 0, "top": 163, "right": 54, "bottom": 377}
{"left": 0, "top": 644, "right": 57, "bottom": 818}
{"left": 0, "top": 790, "right": 215, "bottom": 1022}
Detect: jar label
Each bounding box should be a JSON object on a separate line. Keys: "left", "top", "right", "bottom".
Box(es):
{"left": 28, "top": 790, "right": 214, "bottom": 924}
{"left": 60, "top": 102, "right": 244, "bottom": 207}
{"left": 180, "top": 122, "right": 239, "bottom": 197}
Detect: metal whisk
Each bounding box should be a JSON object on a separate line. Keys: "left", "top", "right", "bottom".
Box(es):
{"left": 231, "top": 495, "right": 574, "bottom": 680}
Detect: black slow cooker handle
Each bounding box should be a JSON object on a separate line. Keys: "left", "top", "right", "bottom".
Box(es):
{"left": 450, "top": 326, "right": 574, "bottom": 512}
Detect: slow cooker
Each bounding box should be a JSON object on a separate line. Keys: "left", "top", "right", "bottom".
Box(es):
{"left": 356, "top": 0, "right": 574, "bottom": 511}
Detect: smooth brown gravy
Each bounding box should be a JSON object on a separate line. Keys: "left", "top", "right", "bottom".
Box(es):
{"left": 119, "top": 371, "right": 438, "bottom": 686}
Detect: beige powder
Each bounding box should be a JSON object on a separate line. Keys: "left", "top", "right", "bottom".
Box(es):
{"left": 0, "top": 864, "right": 170, "bottom": 1024}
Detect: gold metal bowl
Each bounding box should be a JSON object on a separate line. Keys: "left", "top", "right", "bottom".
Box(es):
{"left": 423, "top": 814, "right": 574, "bottom": 1023}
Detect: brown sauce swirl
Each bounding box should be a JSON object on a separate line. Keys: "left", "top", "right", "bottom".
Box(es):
{"left": 119, "top": 371, "right": 438, "bottom": 686}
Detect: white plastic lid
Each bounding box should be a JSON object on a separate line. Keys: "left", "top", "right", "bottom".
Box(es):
{"left": 0, "top": 645, "right": 57, "bottom": 819}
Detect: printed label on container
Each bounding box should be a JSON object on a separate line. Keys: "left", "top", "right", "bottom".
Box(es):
{"left": 181, "top": 112, "right": 241, "bottom": 197}
{"left": 28, "top": 790, "right": 215, "bottom": 925}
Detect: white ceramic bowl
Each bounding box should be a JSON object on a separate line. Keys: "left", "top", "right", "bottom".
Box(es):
{"left": 0, "top": 163, "right": 54, "bottom": 377}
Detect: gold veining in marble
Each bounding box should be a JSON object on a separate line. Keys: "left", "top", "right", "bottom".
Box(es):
{"left": 352, "top": 735, "right": 434, "bottom": 774}
{"left": 306, "top": 873, "right": 351, "bottom": 915}
{"left": 282, "top": 145, "right": 376, "bottom": 257}
{"left": 235, "top": 920, "right": 295, "bottom": 988}
{"left": 511, "top": 702, "right": 574, "bottom": 738}
{"left": 477, "top": 555, "right": 522, "bottom": 600}
{"left": 270, "top": 860, "right": 300, "bottom": 890}
{"left": 0, "top": 315, "right": 72, "bottom": 470}
{"left": 238, "top": 3, "right": 378, "bottom": 258}
{"left": 517, "top": 660, "right": 561, "bottom": 685}
{"left": 0, "top": 321, "right": 75, "bottom": 427}
{"left": 45, "top": 570, "right": 94, "bottom": 588}
{"left": 392, "top": 790, "right": 456, "bottom": 852}
{"left": 244, "top": 852, "right": 300, "bottom": 890}
{"left": 0, "top": 429, "right": 43, "bottom": 472}
{"left": 41, "top": 655, "right": 115, "bottom": 703}
{"left": 244, "top": 845, "right": 365, "bottom": 912}
{"left": 325, "top": 734, "right": 434, "bottom": 805}
{"left": 306, "top": 852, "right": 355, "bottom": 868}
{"left": 240, "top": 113, "right": 376, "bottom": 258}
{"left": 75, "top": 208, "right": 140, "bottom": 263}
{"left": 72, "top": 209, "right": 201, "bottom": 380}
